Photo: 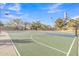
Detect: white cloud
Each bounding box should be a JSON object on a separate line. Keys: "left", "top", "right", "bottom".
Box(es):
{"left": 8, "top": 3, "right": 21, "bottom": 12}
{"left": 0, "top": 3, "right": 6, "bottom": 9}
{"left": 48, "top": 3, "right": 63, "bottom": 13}
{"left": 72, "top": 16, "right": 79, "bottom": 19}
{"left": 48, "top": 9, "right": 62, "bottom": 13}
{"left": 42, "top": 3, "right": 63, "bottom": 13}
{"left": 0, "top": 18, "right": 8, "bottom": 23}
{"left": 19, "top": 14, "right": 29, "bottom": 18}
{"left": 19, "top": 14, "right": 36, "bottom": 22}
{"left": 5, "top": 14, "right": 14, "bottom": 18}
{"left": 4, "top": 14, "right": 19, "bottom": 18}
{"left": 4, "top": 11, "right": 27, "bottom": 19}
{"left": 17, "top": 12, "right": 24, "bottom": 15}
{"left": 49, "top": 3, "right": 62, "bottom": 9}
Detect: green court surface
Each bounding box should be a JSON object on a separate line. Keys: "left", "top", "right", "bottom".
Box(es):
{"left": 8, "top": 31, "right": 78, "bottom": 56}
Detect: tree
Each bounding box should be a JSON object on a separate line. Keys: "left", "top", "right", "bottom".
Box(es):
{"left": 41, "top": 24, "right": 53, "bottom": 30}
{"left": 75, "top": 17, "right": 79, "bottom": 37}
{"left": 7, "top": 18, "right": 24, "bottom": 30}
{"left": 67, "top": 17, "right": 79, "bottom": 37}
{"left": 30, "top": 20, "right": 42, "bottom": 30}
{"left": 24, "top": 22, "right": 30, "bottom": 30}
{"left": 55, "top": 18, "right": 64, "bottom": 30}
{"left": 67, "top": 19, "right": 76, "bottom": 27}
{"left": 30, "top": 20, "right": 53, "bottom": 31}
{"left": 75, "top": 17, "right": 79, "bottom": 24}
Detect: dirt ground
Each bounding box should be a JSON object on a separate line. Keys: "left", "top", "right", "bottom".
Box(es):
{"left": 0, "top": 31, "right": 17, "bottom": 56}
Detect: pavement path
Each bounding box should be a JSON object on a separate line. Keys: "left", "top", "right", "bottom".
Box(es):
{"left": 0, "top": 31, "right": 17, "bottom": 56}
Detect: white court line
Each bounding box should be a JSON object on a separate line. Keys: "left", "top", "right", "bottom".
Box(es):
{"left": 7, "top": 33, "right": 21, "bottom": 56}
{"left": 66, "top": 37, "right": 77, "bottom": 56}
{"left": 31, "top": 35, "right": 67, "bottom": 54}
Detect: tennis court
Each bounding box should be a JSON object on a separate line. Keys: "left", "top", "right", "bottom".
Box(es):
{"left": 7, "top": 31, "right": 78, "bottom": 56}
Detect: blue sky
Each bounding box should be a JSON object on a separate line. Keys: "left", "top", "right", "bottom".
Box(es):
{"left": 0, "top": 3, "right": 79, "bottom": 26}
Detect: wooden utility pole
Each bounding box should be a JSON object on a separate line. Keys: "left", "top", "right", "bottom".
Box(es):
{"left": 75, "top": 20, "right": 78, "bottom": 37}
{"left": 0, "top": 26, "right": 1, "bottom": 34}
{"left": 74, "top": 20, "right": 79, "bottom": 56}
{"left": 75, "top": 25, "right": 78, "bottom": 37}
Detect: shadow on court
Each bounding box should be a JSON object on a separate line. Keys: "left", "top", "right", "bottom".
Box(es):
{"left": 0, "top": 39, "right": 34, "bottom": 45}
{"left": 47, "top": 33, "right": 76, "bottom": 38}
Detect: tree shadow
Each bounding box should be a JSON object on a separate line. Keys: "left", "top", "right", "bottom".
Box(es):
{"left": 0, "top": 39, "right": 34, "bottom": 45}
